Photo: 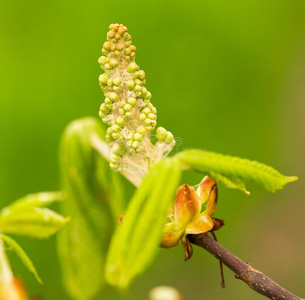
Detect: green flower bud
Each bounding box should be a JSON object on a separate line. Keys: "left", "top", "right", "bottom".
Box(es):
{"left": 141, "top": 87, "right": 148, "bottom": 96}
{"left": 116, "top": 116, "right": 125, "bottom": 127}
{"left": 112, "top": 132, "right": 121, "bottom": 139}
{"left": 125, "top": 48, "right": 131, "bottom": 55}
{"left": 99, "top": 74, "right": 109, "bottom": 85}
{"left": 133, "top": 84, "right": 142, "bottom": 92}
{"left": 113, "top": 77, "right": 122, "bottom": 86}
{"left": 137, "top": 125, "right": 147, "bottom": 135}
{"left": 134, "top": 132, "right": 143, "bottom": 141}
{"left": 142, "top": 107, "right": 151, "bottom": 115}
{"left": 112, "top": 142, "right": 125, "bottom": 156}
{"left": 109, "top": 92, "right": 119, "bottom": 101}
{"left": 125, "top": 112, "right": 133, "bottom": 119}
{"left": 104, "top": 97, "right": 112, "bottom": 104}
{"left": 139, "top": 113, "right": 146, "bottom": 122}
{"left": 156, "top": 127, "right": 167, "bottom": 141}
{"left": 110, "top": 58, "right": 119, "bottom": 68}
{"left": 100, "top": 103, "right": 109, "bottom": 113}
{"left": 107, "top": 79, "right": 113, "bottom": 86}
{"left": 132, "top": 141, "right": 140, "bottom": 149}
{"left": 113, "top": 85, "right": 120, "bottom": 92}
{"left": 111, "top": 153, "right": 121, "bottom": 163}
{"left": 98, "top": 56, "right": 107, "bottom": 66}
{"left": 102, "top": 48, "right": 109, "bottom": 55}
{"left": 127, "top": 97, "right": 137, "bottom": 106}
{"left": 124, "top": 33, "right": 132, "bottom": 41}
{"left": 132, "top": 71, "right": 139, "bottom": 78}
{"left": 103, "top": 41, "right": 111, "bottom": 50}
{"left": 148, "top": 113, "right": 156, "bottom": 120}
{"left": 118, "top": 26, "right": 128, "bottom": 35}
{"left": 107, "top": 30, "right": 115, "bottom": 39}
{"left": 99, "top": 110, "right": 106, "bottom": 118}
{"left": 138, "top": 70, "right": 145, "bottom": 80}
{"left": 164, "top": 131, "right": 174, "bottom": 143}
{"left": 134, "top": 79, "right": 142, "bottom": 86}
{"left": 110, "top": 162, "right": 119, "bottom": 170}
{"left": 104, "top": 63, "right": 111, "bottom": 70}
{"left": 126, "top": 80, "right": 135, "bottom": 90}
{"left": 124, "top": 103, "right": 133, "bottom": 112}
{"left": 144, "top": 91, "right": 152, "bottom": 100}
{"left": 144, "top": 118, "right": 152, "bottom": 126}
{"left": 116, "top": 42, "right": 125, "bottom": 51}
{"left": 112, "top": 124, "right": 121, "bottom": 132}
{"left": 127, "top": 62, "right": 139, "bottom": 73}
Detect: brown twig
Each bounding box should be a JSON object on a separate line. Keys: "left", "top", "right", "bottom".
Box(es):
{"left": 188, "top": 233, "right": 304, "bottom": 300}
{"left": 210, "top": 231, "right": 225, "bottom": 288}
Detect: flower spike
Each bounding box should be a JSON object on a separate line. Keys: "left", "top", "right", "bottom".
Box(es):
{"left": 98, "top": 24, "right": 175, "bottom": 177}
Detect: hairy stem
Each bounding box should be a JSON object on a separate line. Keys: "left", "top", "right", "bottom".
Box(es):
{"left": 0, "top": 237, "right": 14, "bottom": 297}
{"left": 0, "top": 238, "right": 12, "bottom": 282}
{"left": 189, "top": 233, "right": 303, "bottom": 300}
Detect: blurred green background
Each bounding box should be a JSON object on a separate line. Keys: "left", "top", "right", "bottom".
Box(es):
{"left": 1, "top": 0, "right": 305, "bottom": 299}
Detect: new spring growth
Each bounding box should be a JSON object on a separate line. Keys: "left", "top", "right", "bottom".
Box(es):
{"left": 161, "top": 176, "right": 224, "bottom": 261}
{"left": 98, "top": 24, "right": 175, "bottom": 176}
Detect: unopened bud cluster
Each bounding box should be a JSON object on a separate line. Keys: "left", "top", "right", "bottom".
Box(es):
{"left": 98, "top": 24, "right": 175, "bottom": 173}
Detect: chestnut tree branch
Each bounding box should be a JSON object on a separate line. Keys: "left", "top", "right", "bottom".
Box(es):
{"left": 189, "top": 233, "right": 304, "bottom": 300}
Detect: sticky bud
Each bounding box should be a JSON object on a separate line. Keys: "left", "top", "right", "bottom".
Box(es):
{"left": 174, "top": 184, "right": 201, "bottom": 230}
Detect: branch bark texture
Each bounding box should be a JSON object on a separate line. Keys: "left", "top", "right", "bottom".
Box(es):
{"left": 189, "top": 233, "right": 303, "bottom": 300}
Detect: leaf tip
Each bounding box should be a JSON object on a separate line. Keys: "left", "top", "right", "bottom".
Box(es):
{"left": 286, "top": 176, "right": 298, "bottom": 183}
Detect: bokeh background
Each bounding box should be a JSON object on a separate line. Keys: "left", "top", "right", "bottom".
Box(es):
{"left": 1, "top": 1, "right": 305, "bottom": 299}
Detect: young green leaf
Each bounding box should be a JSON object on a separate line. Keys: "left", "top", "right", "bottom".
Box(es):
{"left": 2, "top": 192, "right": 63, "bottom": 213}
{"left": 57, "top": 117, "right": 124, "bottom": 300}
{"left": 105, "top": 158, "right": 181, "bottom": 289}
{"left": 57, "top": 202, "right": 106, "bottom": 300}
{"left": 0, "top": 207, "right": 69, "bottom": 238}
{"left": 1, "top": 234, "right": 42, "bottom": 284}
{"left": 175, "top": 149, "right": 298, "bottom": 193}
